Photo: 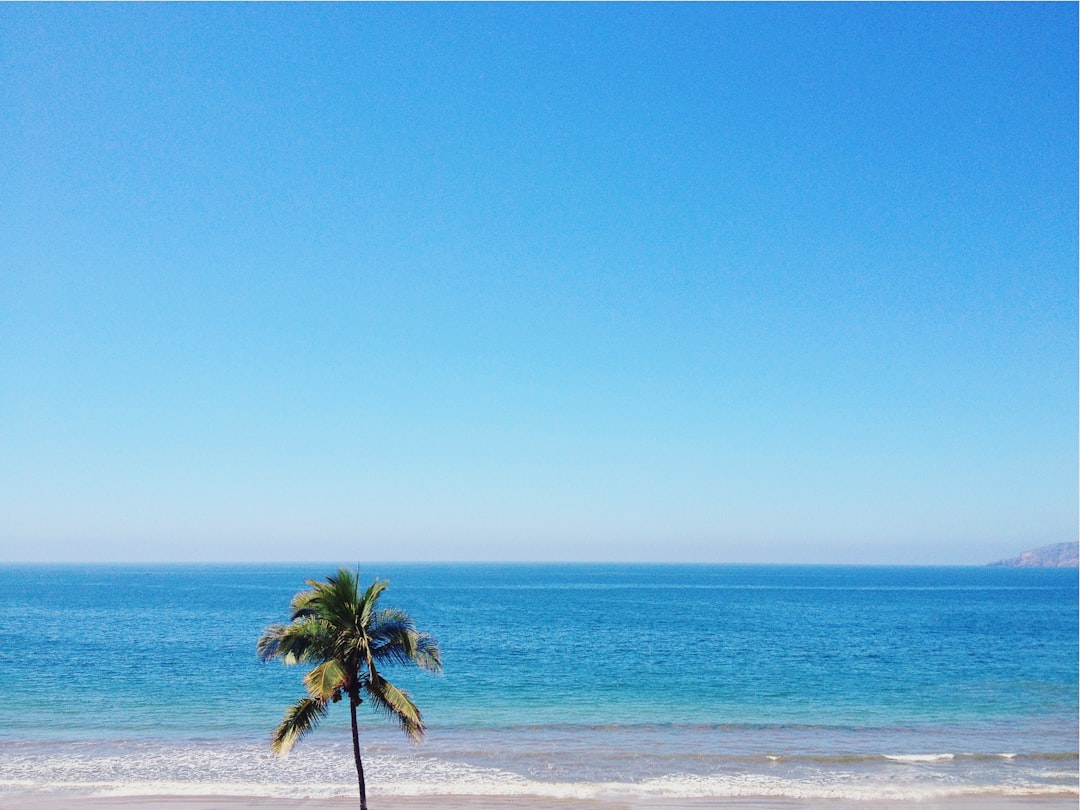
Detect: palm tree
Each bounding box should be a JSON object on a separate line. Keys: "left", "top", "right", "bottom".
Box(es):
{"left": 257, "top": 568, "right": 441, "bottom": 809}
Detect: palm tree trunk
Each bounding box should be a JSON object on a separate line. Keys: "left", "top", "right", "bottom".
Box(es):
{"left": 350, "top": 699, "right": 368, "bottom": 810}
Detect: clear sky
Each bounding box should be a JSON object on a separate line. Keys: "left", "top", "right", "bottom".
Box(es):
{"left": 1, "top": 4, "right": 1076, "bottom": 564}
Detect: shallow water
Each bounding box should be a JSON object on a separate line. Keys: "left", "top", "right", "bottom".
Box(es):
{"left": 0, "top": 563, "right": 1076, "bottom": 799}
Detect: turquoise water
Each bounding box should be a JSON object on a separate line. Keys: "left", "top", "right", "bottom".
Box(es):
{"left": 0, "top": 563, "right": 1076, "bottom": 799}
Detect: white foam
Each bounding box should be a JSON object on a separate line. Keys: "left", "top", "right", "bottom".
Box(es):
{"left": 882, "top": 753, "right": 956, "bottom": 762}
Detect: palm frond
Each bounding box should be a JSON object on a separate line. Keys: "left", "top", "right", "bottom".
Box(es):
{"left": 256, "top": 623, "right": 290, "bottom": 662}
{"left": 258, "top": 616, "right": 335, "bottom": 664}
{"left": 308, "top": 568, "right": 359, "bottom": 633}
{"left": 371, "top": 607, "right": 414, "bottom": 636}
{"left": 303, "top": 658, "right": 347, "bottom": 701}
{"left": 358, "top": 577, "right": 389, "bottom": 628}
{"left": 407, "top": 631, "right": 442, "bottom": 673}
{"left": 369, "top": 610, "right": 442, "bottom": 672}
{"left": 364, "top": 670, "right": 425, "bottom": 741}
{"left": 289, "top": 585, "right": 322, "bottom": 619}
{"left": 271, "top": 696, "right": 328, "bottom": 755}
{"left": 368, "top": 610, "right": 414, "bottom": 662}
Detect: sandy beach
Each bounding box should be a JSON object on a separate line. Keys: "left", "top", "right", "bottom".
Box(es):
{"left": 1, "top": 795, "right": 1076, "bottom": 810}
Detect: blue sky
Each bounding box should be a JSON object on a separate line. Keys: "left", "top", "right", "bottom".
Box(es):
{"left": 1, "top": 4, "right": 1076, "bottom": 564}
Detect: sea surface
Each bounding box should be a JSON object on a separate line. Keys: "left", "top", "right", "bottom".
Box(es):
{"left": 0, "top": 563, "right": 1076, "bottom": 801}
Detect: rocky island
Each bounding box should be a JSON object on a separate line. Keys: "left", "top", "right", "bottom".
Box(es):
{"left": 988, "top": 541, "right": 1079, "bottom": 567}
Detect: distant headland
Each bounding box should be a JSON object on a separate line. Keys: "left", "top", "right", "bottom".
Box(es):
{"left": 988, "top": 542, "right": 1079, "bottom": 568}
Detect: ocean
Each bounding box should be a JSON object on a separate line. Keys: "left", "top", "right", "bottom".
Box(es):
{"left": 0, "top": 563, "right": 1076, "bottom": 802}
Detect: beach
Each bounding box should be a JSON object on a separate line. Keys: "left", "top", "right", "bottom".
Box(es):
{"left": 2, "top": 795, "right": 1078, "bottom": 810}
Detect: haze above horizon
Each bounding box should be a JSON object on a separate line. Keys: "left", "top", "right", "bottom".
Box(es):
{"left": 2, "top": 4, "right": 1076, "bottom": 566}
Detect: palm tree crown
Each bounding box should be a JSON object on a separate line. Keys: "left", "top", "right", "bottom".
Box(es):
{"left": 258, "top": 568, "right": 441, "bottom": 807}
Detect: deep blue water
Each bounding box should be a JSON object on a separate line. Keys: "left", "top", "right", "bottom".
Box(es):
{"left": 0, "top": 563, "right": 1076, "bottom": 799}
